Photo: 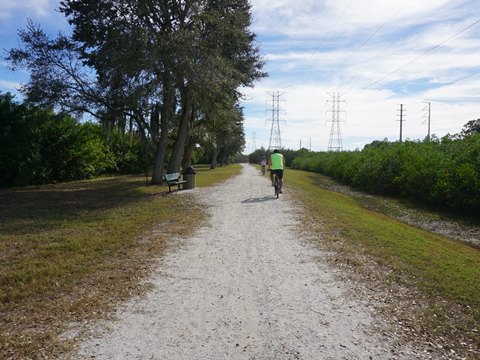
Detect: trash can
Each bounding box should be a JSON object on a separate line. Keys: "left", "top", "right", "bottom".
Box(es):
{"left": 183, "top": 165, "right": 196, "bottom": 189}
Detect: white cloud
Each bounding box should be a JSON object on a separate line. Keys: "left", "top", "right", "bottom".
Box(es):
{"left": 25, "top": 0, "right": 51, "bottom": 17}
{"left": 242, "top": 0, "right": 480, "bottom": 151}
{"left": 0, "top": 0, "right": 15, "bottom": 20}
{"left": 1, "top": 0, "right": 478, "bottom": 152}
{"left": 0, "top": 79, "right": 21, "bottom": 91}
{"left": 250, "top": 0, "right": 460, "bottom": 38}
{"left": 0, "top": 0, "right": 52, "bottom": 18}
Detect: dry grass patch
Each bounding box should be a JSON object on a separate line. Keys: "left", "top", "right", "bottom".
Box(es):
{"left": 0, "top": 164, "right": 241, "bottom": 358}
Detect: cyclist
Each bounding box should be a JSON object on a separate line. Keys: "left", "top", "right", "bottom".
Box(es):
{"left": 260, "top": 156, "right": 267, "bottom": 175}
{"left": 268, "top": 149, "right": 285, "bottom": 193}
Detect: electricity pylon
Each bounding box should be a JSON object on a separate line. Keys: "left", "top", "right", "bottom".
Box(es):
{"left": 266, "top": 91, "right": 286, "bottom": 150}
{"left": 326, "top": 92, "right": 346, "bottom": 151}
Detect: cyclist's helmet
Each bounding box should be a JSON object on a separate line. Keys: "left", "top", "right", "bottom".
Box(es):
{"left": 273, "top": 149, "right": 279, "bottom": 153}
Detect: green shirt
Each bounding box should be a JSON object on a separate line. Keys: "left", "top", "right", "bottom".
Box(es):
{"left": 271, "top": 153, "right": 284, "bottom": 170}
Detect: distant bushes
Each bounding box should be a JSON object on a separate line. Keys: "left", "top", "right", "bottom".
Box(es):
{"left": 0, "top": 93, "right": 150, "bottom": 188}
{"left": 291, "top": 136, "right": 480, "bottom": 214}
{"left": 248, "top": 147, "right": 310, "bottom": 167}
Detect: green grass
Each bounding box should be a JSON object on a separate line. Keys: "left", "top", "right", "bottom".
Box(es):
{"left": 4, "top": 162, "right": 477, "bottom": 356}
{"left": 0, "top": 163, "right": 241, "bottom": 358}
{"left": 287, "top": 169, "right": 480, "bottom": 354}
{"left": 194, "top": 163, "right": 242, "bottom": 185}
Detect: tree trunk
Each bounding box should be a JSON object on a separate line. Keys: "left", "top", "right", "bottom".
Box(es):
{"left": 168, "top": 85, "right": 192, "bottom": 173}
{"left": 150, "top": 141, "right": 165, "bottom": 185}
{"left": 150, "top": 77, "right": 175, "bottom": 185}
{"left": 150, "top": 104, "right": 159, "bottom": 142}
{"left": 182, "top": 143, "right": 193, "bottom": 169}
{"left": 210, "top": 145, "right": 219, "bottom": 169}
{"left": 181, "top": 105, "right": 199, "bottom": 169}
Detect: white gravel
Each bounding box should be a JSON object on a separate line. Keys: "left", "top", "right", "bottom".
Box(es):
{"left": 70, "top": 164, "right": 414, "bottom": 359}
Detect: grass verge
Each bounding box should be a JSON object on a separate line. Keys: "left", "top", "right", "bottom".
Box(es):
{"left": 0, "top": 164, "right": 241, "bottom": 358}
{"left": 287, "top": 169, "right": 480, "bottom": 358}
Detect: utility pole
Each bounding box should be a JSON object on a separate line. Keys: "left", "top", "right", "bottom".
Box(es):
{"left": 326, "top": 92, "right": 346, "bottom": 151}
{"left": 397, "top": 104, "right": 406, "bottom": 142}
{"left": 422, "top": 102, "right": 431, "bottom": 141}
{"left": 266, "top": 91, "right": 286, "bottom": 150}
{"left": 252, "top": 132, "right": 256, "bottom": 152}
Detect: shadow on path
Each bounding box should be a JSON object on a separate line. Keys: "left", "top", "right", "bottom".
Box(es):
{"left": 241, "top": 196, "right": 277, "bottom": 203}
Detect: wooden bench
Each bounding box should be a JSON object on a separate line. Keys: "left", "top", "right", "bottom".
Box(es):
{"left": 164, "top": 172, "right": 187, "bottom": 192}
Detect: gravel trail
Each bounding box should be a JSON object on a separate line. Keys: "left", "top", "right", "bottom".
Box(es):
{"left": 72, "top": 164, "right": 411, "bottom": 359}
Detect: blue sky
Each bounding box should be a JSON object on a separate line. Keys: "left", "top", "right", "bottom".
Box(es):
{"left": 1, "top": 0, "right": 480, "bottom": 152}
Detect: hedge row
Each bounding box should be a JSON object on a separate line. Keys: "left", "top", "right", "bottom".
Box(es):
{"left": 291, "top": 136, "right": 480, "bottom": 215}
{"left": 0, "top": 93, "right": 151, "bottom": 188}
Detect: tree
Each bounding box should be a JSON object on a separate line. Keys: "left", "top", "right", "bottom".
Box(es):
{"left": 0, "top": 93, "right": 115, "bottom": 187}
{"left": 248, "top": 147, "right": 268, "bottom": 165}
{"left": 211, "top": 105, "right": 246, "bottom": 168}
{"left": 163, "top": 0, "right": 265, "bottom": 173}
{"left": 7, "top": 21, "right": 105, "bottom": 118}
{"left": 461, "top": 119, "right": 480, "bottom": 137}
{"left": 0, "top": 93, "right": 43, "bottom": 187}
{"left": 8, "top": 0, "right": 265, "bottom": 185}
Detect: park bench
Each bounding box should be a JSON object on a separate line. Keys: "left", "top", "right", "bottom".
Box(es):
{"left": 164, "top": 172, "right": 187, "bottom": 192}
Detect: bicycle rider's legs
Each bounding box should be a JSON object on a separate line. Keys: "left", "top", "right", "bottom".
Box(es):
{"left": 272, "top": 170, "right": 284, "bottom": 189}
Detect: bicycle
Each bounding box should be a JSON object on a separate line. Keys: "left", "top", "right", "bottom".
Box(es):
{"left": 261, "top": 165, "right": 266, "bottom": 175}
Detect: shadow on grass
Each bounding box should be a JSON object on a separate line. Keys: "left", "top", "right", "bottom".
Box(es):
{"left": 0, "top": 175, "right": 163, "bottom": 235}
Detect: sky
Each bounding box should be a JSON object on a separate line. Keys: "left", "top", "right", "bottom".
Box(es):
{"left": 1, "top": 0, "right": 480, "bottom": 152}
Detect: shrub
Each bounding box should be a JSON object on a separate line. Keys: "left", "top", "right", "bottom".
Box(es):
{"left": 291, "top": 135, "right": 480, "bottom": 215}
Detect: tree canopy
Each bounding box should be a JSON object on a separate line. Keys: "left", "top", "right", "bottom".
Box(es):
{"left": 7, "top": 0, "right": 265, "bottom": 184}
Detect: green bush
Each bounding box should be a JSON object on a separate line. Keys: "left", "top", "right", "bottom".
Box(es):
{"left": 250, "top": 147, "right": 311, "bottom": 167}
{"left": 38, "top": 117, "right": 115, "bottom": 182}
{"left": 0, "top": 93, "right": 43, "bottom": 187}
{"left": 106, "top": 129, "right": 152, "bottom": 173}
{"left": 291, "top": 136, "right": 480, "bottom": 215}
{"left": 0, "top": 93, "right": 150, "bottom": 188}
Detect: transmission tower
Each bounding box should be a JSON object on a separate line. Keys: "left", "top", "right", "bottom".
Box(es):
{"left": 397, "top": 104, "right": 406, "bottom": 142}
{"left": 326, "top": 92, "right": 346, "bottom": 151}
{"left": 266, "top": 91, "right": 286, "bottom": 150}
{"left": 422, "top": 102, "right": 431, "bottom": 141}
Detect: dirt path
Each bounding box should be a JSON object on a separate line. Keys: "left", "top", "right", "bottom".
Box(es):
{"left": 71, "top": 164, "right": 415, "bottom": 359}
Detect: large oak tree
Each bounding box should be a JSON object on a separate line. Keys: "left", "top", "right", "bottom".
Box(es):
{"left": 8, "top": 0, "right": 265, "bottom": 184}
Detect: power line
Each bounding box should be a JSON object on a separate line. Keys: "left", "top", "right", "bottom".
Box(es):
{"left": 340, "top": 1, "right": 453, "bottom": 89}
{"left": 326, "top": 0, "right": 412, "bottom": 86}
{"left": 384, "top": 1, "right": 452, "bottom": 50}
{"left": 318, "top": 0, "right": 353, "bottom": 46}
{"left": 360, "top": 17, "right": 480, "bottom": 91}
{"left": 443, "top": 71, "right": 480, "bottom": 86}
{"left": 293, "top": 0, "right": 353, "bottom": 80}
